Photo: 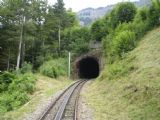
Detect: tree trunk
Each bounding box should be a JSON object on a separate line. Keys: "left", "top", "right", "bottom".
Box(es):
{"left": 21, "top": 39, "right": 25, "bottom": 66}
{"left": 21, "top": 16, "right": 27, "bottom": 66}
{"left": 7, "top": 48, "right": 10, "bottom": 71}
{"left": 16, "top": 17, "right": 24, "bottom": 71}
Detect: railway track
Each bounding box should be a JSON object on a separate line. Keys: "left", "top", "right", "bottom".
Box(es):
{"left": 38, "top": 80, "right": 87, "bottom": 120}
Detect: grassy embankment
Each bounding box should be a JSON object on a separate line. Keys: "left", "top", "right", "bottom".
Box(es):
{"left": 1, "top": 75, "right": 72, "bottom": 120}
{"left": 84, "top": 27, "right": 160, "bottom": 120}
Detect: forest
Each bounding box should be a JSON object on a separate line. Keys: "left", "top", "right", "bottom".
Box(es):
{"left": 0, "top": 0, "right": 160, "bottom": 116}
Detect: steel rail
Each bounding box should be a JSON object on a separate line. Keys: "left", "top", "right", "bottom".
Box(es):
{"left": 74, "top": 81, "right": 85, "bottom": 120}
{"left": 37, "top": 80, "right": 81, "bottom": 120}
{"left": 54, "top": 81, "right": 86, "bottom": 120}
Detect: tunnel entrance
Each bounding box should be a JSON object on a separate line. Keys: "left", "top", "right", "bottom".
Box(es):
{"left": 78, "top": 57, "right": 99, "bottom": 79}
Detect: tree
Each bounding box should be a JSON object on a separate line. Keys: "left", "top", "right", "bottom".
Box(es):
{"left": 91, "top": 19, "right": 108, "bottom": 41}
{"left": 148, "top": 0, "right": 160, "bottom": 27}
{"left": 0, "top": 0, "right": 78, "bottom": 71}
{"left": 109, "top": 2, "right": 137, "bottom": 29}
{"left": 0, "top": 0, "right": 48, "bottom": 71}
{"left": 62, "top": 27, "right": 91, "bottom": 56}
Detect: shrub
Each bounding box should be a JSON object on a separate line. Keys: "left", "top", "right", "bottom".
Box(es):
{"left": 0, "top": 91, "right": 29, "bottom": 112}
{"left": 10, "top": 91, "right": 29, "bottom": 109}
{"left": 102, "top": 33, "right": 115, "bottom": 63}
{"left": 148, "top": 0, "right": 160, "bottom": 27}
{"left": 0, "top": 93, "right": 13, "bottom": 112}
{"left": 0, "top": 72, "right": 36, "bottom": 113}
{"left": 132, "top": 21, "right": 149, "bottom": 39}
{"left": 0, "top": 72, "right": 16, "bottom": 93}
{"left": 9, "top": 73, "right": 37, "bottom": 94}
{"left": 99, "top": 60, "right": 134, "bottom": 80}
{"left": 112, "top": 30, "right": 136, "bottom": 57}
{"left": 39, "top": 58, "right": 67, "bottom": 78}
{"left": 20, "top": 62, "right": 33, "bottom": 74}
{"left": 115, "top": 22, "right": 134, "bottom": 35}
{"left": 115, "top": 21, "right": 149, "bottom": 40}
{"left": 35, "top": 54, "right": 53, "bottom": 69}
{"left": 109, "top": 2, "right": 137, "bottom": 28}
{"left": 134, "top": 7, "right": 149, "bottom": 22}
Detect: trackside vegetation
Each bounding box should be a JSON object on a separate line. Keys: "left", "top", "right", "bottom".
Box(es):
{"left": 0, "top": 72, "right": 37, "bottom": 113}
{"left": 0, "top": 0, "right": 91, "bottom": 117}
{"left": 83, "top": 0, "right": 160, "bottom": 120}
{"left": 0, "top": 75, "right": 72, "bottom": 120}
{"left": 0, "top": 0, "right": 78, "bottom": 116}
{"left": 84, "top": 26, "right": 160, "bottom": 120}
{"left": 39, "top": 58, "right": 68, "bottom": 78}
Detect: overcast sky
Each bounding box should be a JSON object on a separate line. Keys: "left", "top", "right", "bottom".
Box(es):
{"left": 48, "top": 0, "right": 139, "bottom": 12}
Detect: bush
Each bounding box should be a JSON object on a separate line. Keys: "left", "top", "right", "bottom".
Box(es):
{"left": 115, "top": 21, "right": 149, "bottom": 40}
{"left": 9, "top": 73, "right": 37, "bottom": 94}
{"left": 0, "top": 91, "right": 29, "bottom": 112}
{"left": 99, "top": 59, "right": 135, "bottom": 81}
{"left": 148, "top": 0, "right": 160, "bottom": 27}
{"left": 10, "top": 91, "right": 29, "bottom": 109}
{"left": 112, "top": 30, "right": 136, "bottom": 57}
{"left": 20, "top": 62, "right": 33, "bottom": 74}
{"left": 0, "top": 72, "right": 15, "bottom": 93}
{"left": 39, "top": 58, "right": 67, "bottom": 78}
{"left": 134, "top": 7, "right": 149, "bottom": 22}
{"left": 0, "top": 93, "right": 13, "bottom": 112}
{"left": 109, "top": 2, "right": 137, "bottom": 28}
{"left": 115, "top": 22, "right": 134, "bottom": 35}
{"left": 0, "top": 72, "right": 36, "bottom": 113}
{"left": 132, "top": 21, "right": 149, "bottom": 39}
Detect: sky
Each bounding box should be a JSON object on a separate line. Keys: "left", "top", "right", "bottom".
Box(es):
{"left": 48, "top": 0, "right": 139, "bottom": 12}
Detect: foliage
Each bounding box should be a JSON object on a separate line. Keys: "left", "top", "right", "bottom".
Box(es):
{"left": 100, "top": 58, "right": 135, "bottom": 80}
{"left": 102, "top": 1, "right": 160, "bottom": 63}
{"left": 108, "top": 2, "right": 137, "bottom": 29}
{"left": 91, "top": 19, "right": 108, "bottom": 41}
{"left": 0, "top": 0, "right": 78, "bottom": 71}
{"left": 116, "top": 2, "right": 136, "bottom": 22}
{"left": 9, "top": 73, "right": 37, "bottom": 94}
{"left": 20, "top": 62, "right": 33, "bottom": 74}
{"left": 39, "top": 58, "right": 67, "bottom": 78}
{"left": 112, "top": 30, "right": 136, "bottom": 57}
{"left": 134, "top": 7, "right": 149, "bottom": 22}
{"left": 0, "top": 72, "right": 15, "bottom": 93}
{"left": 62, "top": 27, "right": 91, "bottom": 56}
{"left": 85, "top": 27, "right": 160, "bottom": 120}
{"left": 0, "top": 72, "right": 36, "bottom": 113}
{"left": 148, "top": 0, "right": 160, "bottom": 27}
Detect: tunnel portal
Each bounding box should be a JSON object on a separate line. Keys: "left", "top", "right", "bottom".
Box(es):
{"left": 78, "top": 57, "right": 99, "bottom": 79}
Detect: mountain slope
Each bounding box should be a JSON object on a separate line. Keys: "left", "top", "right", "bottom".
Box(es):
{"left": 77, "top": 0, "right": 151, "bottom": 26}
{"left": 84, "top": 27, "right": 160, "bottom": 120}
{"left": 77, "top": 5, "right": 114, "bottom": 26}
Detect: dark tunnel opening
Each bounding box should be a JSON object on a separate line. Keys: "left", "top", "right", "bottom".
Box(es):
{"left": 78, "top": 57, "right": 99, "bottom": 79}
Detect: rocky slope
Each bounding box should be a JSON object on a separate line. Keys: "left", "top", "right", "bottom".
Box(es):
{"left": 77, "top": 0, "right": 151, "bottom": 26}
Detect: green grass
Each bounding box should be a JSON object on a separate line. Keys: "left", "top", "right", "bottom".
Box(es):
{"left": 84, "top": 27, "right": 160, "bottom": 120}
{"left": 0, "top": 74, "right": 73, "bottom": 120}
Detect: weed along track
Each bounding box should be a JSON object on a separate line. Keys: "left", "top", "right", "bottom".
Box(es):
{"left": 38, "top": 80, "right": 87, "bottom": 120}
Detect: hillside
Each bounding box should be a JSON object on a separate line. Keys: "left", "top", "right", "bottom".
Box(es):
{"left": 77, "top": 0, "right": 151, "bottom": 26}
{"left": 77, "top": 6, "right": 113, "bottom": 26}
{"left": 83, "top": 27, "right": 160, "bottom": 120}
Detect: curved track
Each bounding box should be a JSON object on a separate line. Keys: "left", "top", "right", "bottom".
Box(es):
{"left": 38, "top": 80, "right": 87, "bottom": 120}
